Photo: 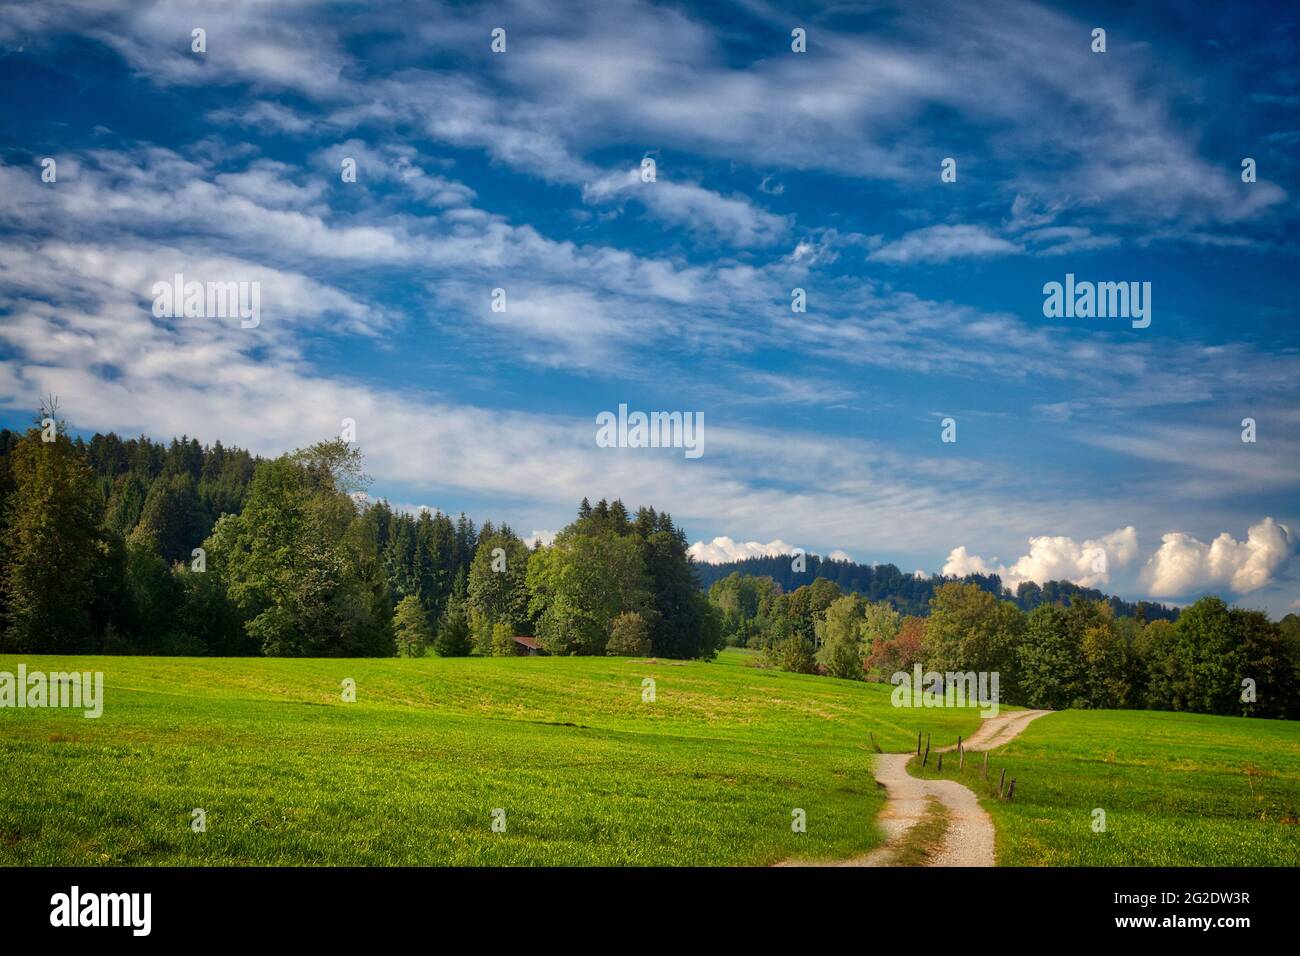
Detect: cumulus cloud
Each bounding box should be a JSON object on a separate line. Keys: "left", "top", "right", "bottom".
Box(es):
{"left": 688, "top": 536, "right": 799, "bottom": 564}
{"left": 943, "top": 527, "right": 1138, "bottom": 589}
{"left": 1142, "top": 518, "right": 1298, "bottom": 597}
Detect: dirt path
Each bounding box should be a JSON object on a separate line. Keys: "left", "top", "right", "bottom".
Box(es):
{"left": 855, "top": 709, "right": 1051, "bottom": 867}
{"left": 779, "top": 709, "right": 1051, "bottom": 868}
{"left": 944, "top": 708, "right": 1051, "bottom": 754}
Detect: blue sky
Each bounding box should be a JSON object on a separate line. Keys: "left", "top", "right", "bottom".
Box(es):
{"left": 0, "top": 0, "right": 1297, "bottom": 614}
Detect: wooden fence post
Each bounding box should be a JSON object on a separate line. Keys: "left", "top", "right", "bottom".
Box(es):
{"left": 869, "top": 731, "right": 882, "bottom": 753}
{"left": 1008, "top": 779, "right": 1016, "bottom": 801}
{"left": 936, "top": 752, "right": 943, "bottom": 772}
{"left": 922, "top": 734, "right": 931, "bottom": 767}
{"left": 982, "top": 751, "right": 989, "bottom": 777}
{"left": 998, "top": 768, "right": 1007, "bottom": 799}
{"left": 917, "top": 731, "right": 922, "bottom": 756}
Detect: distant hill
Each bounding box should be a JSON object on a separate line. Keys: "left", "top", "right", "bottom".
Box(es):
{"left": 692, "top": 553, "right": 1179, "bottom": 621}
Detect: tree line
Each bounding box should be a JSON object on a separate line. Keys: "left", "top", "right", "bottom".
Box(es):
{"left": 0, "top": 418, "right": 720, "bottom": 659}
{"left": 708, "top": 572, "right": 1300, "bottom": 719}
{"left": 696, "top": 553, "right": 1179, "bottom": 620}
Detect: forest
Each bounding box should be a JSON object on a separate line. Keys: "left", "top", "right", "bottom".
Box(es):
{"left": 708, "top": 571, "right": 1300, "bottom": 719}
{"left": 2, "top": 417, "right": 1295, "bottom": 720}
{"left": 0, "top": 419, "right": 718, "bottom": 660}
{"left": 694, "top": 553, "right": 1180, "bottom": 620}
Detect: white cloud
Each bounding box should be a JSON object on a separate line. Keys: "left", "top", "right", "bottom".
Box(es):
{"left": 943, "top": 527, "right": 1138, "bottom": 589}
{"left": 688, "top": 536, "right": 799, "bottom": 564}
{"left": 827, "top": 549, "right": 854, "bottom": 562}
{"left": 1142, "top": 518, "right": 1298, "bottom": 597}
{"left": 867, "top": 224, "right": 1022, "bottom": 265}
{"left": 581, "top": 165, "right": 789, "bottom": 247}
{"left": 528, "top": 529, "right": 557, "bottom": 548}
{"left": 388, "top": 502, "right": 439, "bottom": 517}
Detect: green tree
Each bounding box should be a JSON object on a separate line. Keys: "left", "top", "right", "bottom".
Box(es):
{"left": 814, "top": 594, "right": 868, "bottom": 679}
{"left": 434, "top": 592, "right": 473, "bottom": 657}
{"left": 1231, "top": 608, "right": 1299, "bottom": 719}
{"left": 1135, "top": 618, "right": 1181, "bottom": 710}
{"left": 776, "top": 633, "right": 817, "bottom": 674}
{"left": 467, "top": 527, "right": 531, "bottom": 653}
{"left": 1079, "top": 617, "right": 1131, "bottom": 709}
{"left": 527, "top": 529, "right": 651, "bottom": 655}
{"left": 606, "top": 611, "right": 651, "bottom": 656}
{"left": 206, "top": 449, "right": 382, "bottom": 657}
{"left": 133, "top": 472, "right": 207, "bottom": 563}
{"left": 1016, "top": 604, "right": 1082, "bottom": 709}
{"left": 393, "top": 595, "right": 431, "bottom": 657}
{"left": 490, "top": 619, "right": 517, "bottom": 657}
{"left": 860, "top": 600, "right": 901, "bottom": 658}
{"left": 640, "top": 518, "right": 714, "bottom": 658}
{"left": 0, "top": 425, "right": 106, "bottom": 652}
{"left": 1170, "top": 597, "right": 1238, "bottom": 714}
{"left": 785, "top": 578, "right": 843, "bottom": 646}
{"left": 927, "top": 582, "right": 1024, "bottom": 699}
{"left": 121, "top": 531, "right": 183, "bottom": 653}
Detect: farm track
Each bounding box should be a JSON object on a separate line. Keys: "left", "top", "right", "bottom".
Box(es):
{"left": 779, "top": 709, "right": 1052, "bottom": 868}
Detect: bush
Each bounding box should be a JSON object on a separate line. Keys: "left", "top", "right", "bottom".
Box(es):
{"left": 490, "top": 620, "right": 517, "bottom": 657}
{"left": 606, "top": 611, "right": 651, "bottom": 656}
{"left": 774, "top": 634, "right": 817, "bottom": 674}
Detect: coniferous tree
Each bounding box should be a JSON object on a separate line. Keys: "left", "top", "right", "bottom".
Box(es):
{"left": 393, "top": 595, "right": 431, "bottom": 657}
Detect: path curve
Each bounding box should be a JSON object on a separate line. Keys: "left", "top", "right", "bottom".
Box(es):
{"left": 847, "top": 709, "right": 1051, "bottom": 867}
{"left": 780, "top": 709, "right": 1051, "bottom": 868}
{"left": 943, "top": 708, "right": 1051, "bottom": 754}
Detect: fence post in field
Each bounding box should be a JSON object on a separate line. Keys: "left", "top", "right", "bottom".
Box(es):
{"left": 983, "top": 751, "right": 989, "bottom": 777}
{"left": 917, "top": 731, "right": 922, "bottom": 756}
{"left": 937, "top": 752, "right": 943, "bottom": 771}
{"left": 870, "top": 731, "right": 882, "bottom": 753}
{"left": 1008, "top": 779, "right": 1016, "bottom": 801}
{"left": 998, "top": 768, "right": 1007, "bottom": 799}
{"left": 922, "top": 734, "right": 931, "bottom": 767}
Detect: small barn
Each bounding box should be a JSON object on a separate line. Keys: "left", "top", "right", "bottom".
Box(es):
{"left": 511, "top": 635, "right": 545, "bottom": 656}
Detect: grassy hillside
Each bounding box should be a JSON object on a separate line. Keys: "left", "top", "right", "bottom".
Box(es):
{"left": 0, "top": 649, "right": 981, "bottom": 866}
{"left": 910, "top": 709, "right": 1300, "bottom": 866}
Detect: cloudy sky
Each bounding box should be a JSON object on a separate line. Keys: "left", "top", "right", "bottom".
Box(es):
{"left": 0, "top": 0, "right": 1297, "bottom": 614}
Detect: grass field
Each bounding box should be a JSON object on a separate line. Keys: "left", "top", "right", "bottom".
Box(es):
{"left": 909, "top": 709, "right": 1300, "bottom": 866}
{"left": 0, "top": 649, "right": 982, "bottom": 866}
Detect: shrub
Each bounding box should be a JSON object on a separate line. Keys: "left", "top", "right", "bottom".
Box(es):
{"left": 606, "top": 611, "right": 651, "bottom": 656}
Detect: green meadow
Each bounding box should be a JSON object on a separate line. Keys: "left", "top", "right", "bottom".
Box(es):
{"left": 0, "top": 649, "right": 979, "bottom": 866}
{"left": 910, "top": 709, "right": 1300, "bottom": 866}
